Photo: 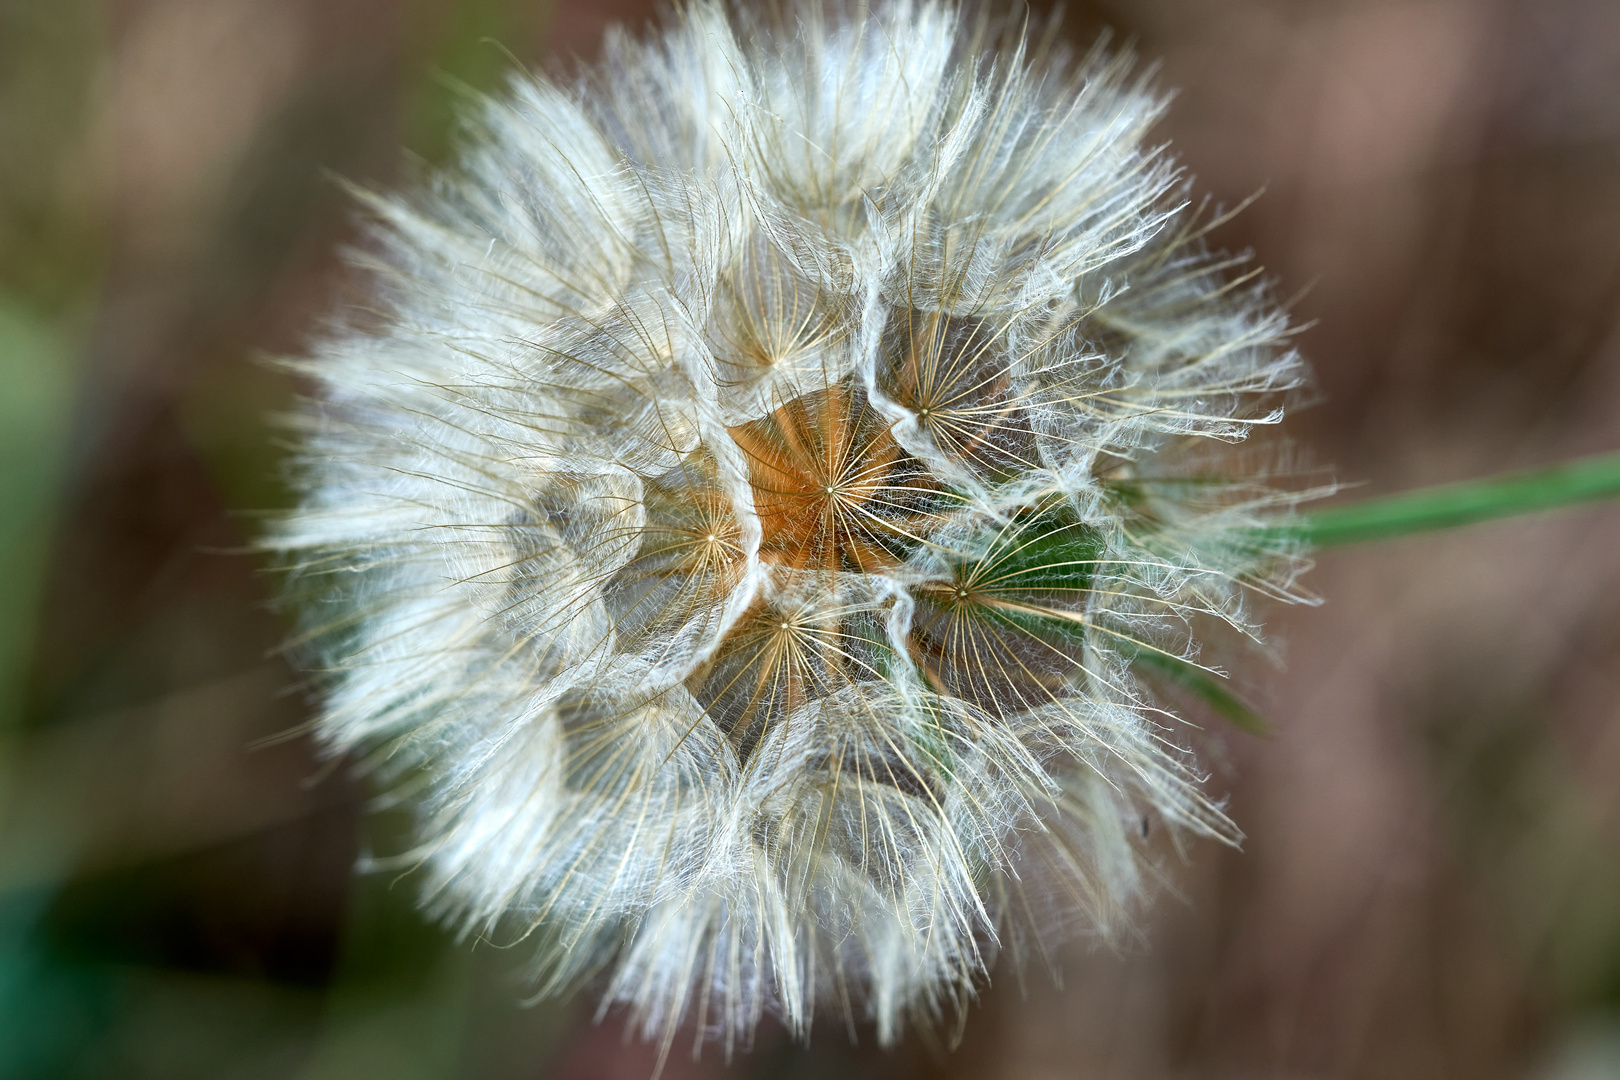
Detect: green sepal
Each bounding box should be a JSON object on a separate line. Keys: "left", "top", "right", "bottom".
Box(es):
{"left": 1130, "top": 650, "right": 1272, "bottom": 737}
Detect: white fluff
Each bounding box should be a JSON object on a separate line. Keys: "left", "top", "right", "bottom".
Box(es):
{"left": 270, "top": 0, "right": 1312, "bottom": 1059}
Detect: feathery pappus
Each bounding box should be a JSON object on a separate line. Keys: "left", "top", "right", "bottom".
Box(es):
{"left": 270, "top": 0, "right": 1314, "bottom": 1058}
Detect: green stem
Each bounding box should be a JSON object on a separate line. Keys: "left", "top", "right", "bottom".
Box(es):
{"left": 1273, "top": 449, "right": 1620, "bottom": 548}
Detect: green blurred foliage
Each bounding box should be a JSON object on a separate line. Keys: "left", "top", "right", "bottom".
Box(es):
{"left": 0, "top": 1, "right": 583, "bottom": 1076}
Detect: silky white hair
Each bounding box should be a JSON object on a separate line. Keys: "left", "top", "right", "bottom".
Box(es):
{"left": 270, "top": 0, "right": 1312, "bottom": 1061}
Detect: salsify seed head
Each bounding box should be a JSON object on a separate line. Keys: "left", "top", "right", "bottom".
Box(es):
{"left": 271, "top": 0, "right": 1312, "bottom": 1056}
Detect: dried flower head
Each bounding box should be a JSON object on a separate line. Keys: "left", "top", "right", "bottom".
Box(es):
{"left": 271, "top": 0, "right": 1310, "bottom": 1057}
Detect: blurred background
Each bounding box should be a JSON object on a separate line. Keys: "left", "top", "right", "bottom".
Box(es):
{"left": 2, "top": 0, "right": 1618, "bottom": 1076}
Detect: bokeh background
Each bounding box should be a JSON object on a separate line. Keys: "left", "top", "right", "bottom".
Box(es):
{"left": 3, "top": 0, "right": 1618, "bottom": 1076}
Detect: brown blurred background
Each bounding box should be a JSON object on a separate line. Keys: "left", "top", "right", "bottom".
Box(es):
{"left": 2, "top": 1, "right": 1618, "bottom": 1077}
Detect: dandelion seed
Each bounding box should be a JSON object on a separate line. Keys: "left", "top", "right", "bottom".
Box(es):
{"left": 270, "top": 0, "right": 1313, "bottom": 1060}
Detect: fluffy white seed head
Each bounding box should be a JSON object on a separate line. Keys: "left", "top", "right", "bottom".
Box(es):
{"left": 271, "top": 0, "right": 1312, "bottom": 1056}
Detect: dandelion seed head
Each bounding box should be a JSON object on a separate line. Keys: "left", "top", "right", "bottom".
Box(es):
{"left": 272, "top": 0, "right": 1312, "bottom": 1056}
